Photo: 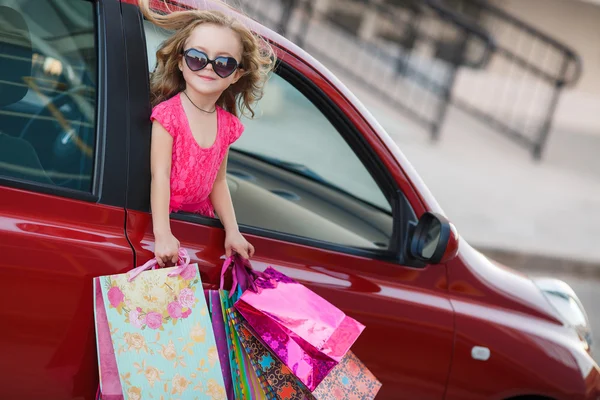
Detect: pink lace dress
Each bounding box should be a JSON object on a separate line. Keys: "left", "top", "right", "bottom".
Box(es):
{"left": 150, "top": 93, "right": 244, "bottom": 217}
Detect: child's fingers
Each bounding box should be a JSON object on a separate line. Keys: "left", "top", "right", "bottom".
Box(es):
{"left": 238, "top": 247, "right": 250, "bottom": 259}
{"left": 248, "top": 243, "right": 255, "bottom": 258}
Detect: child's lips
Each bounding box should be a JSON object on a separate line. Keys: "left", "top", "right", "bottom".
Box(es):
{"left": 198, "top": 75, "right": 216, "bottom": 81}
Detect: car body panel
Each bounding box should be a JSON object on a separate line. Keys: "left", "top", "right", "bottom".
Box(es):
{"left": 444, "top": 242, "right": 600, "bottom": 399}
{"left": 0, "top": 187, "right": 132, "bottom": 400}
{"left": 126, "top": 208, "right": 455, "bottom": 399}
{"left": 446, "top": 296, "right": 597, "bottom": 400}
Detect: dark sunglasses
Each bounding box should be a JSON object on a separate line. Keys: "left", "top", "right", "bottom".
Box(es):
{"left": 183, "top": 48, "right": 242, "bottom": 78}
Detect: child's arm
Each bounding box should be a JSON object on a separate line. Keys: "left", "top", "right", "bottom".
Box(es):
{"left": 150, "top": 121, "right": 180, "bottom": 267}
{"left": 210, "top": 151, "right": 255, "bottom": 259}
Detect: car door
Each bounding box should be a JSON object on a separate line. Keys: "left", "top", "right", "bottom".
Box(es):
{"left": 0, "top": 0, "right": 133, "bottom": 399}
{"left": 123, "top": 5, "right": 455, "bottom": 399}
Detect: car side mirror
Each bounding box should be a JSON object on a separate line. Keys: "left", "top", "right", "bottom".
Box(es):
{"left": 408, "top": 212, "right": 459, "bottom": 264}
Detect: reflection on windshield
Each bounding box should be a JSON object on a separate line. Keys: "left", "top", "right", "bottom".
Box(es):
{"left": 234, "top": 148, "right": 391, "bottom": 213}
{"left": 238, "top": 151, "right": 328, "bottom": 183}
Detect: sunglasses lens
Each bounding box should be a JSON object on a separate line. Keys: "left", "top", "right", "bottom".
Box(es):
{"left": 213, "top": 57, "right": 238, "bottom": 78}
{"left": 185, "top": 50, "right": 207, "bottom": 71}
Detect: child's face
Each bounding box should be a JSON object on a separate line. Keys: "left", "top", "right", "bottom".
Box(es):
{"left": 180, "top": 23, "right": 244, "bottom": 98}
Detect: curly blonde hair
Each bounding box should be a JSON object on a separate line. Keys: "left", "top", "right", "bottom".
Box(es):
{"left": 139, "top": 0, "right": 276, "bottom": 118}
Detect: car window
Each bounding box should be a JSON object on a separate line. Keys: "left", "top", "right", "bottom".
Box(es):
{"left": 235, "top": 74, "right": 391, "bottom": 213}
{"left": 230, "top": 75, "right": 393, "bottom": 249}
{"left": 0, "top": 0, "right": 96, "bottom": 192}
{"left": 143, "top": 21, "right": 393, "bottom": 250}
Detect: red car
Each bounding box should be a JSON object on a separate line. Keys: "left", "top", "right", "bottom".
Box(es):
{"left": 0, "top": 0, "right": 597, "bottom": 399}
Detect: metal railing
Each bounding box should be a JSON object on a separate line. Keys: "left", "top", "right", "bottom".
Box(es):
{"left": 228, "top": 0, "right": 581, "bottom": 159}
{"left": 231, "top": 0, "right": 494, "bottom": 140}
{"left": 445, "top": 0, "right": 582, "bottom": 159}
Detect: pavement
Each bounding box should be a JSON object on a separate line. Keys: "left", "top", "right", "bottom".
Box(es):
{"left": 323, "top": 63, "right": 600, "bottom": 274}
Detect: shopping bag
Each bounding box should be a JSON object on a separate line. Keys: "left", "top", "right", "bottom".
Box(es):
{"left": 205, "top": 289, "right": 235, "bottom": 400}
{"left": 234, "top": 267, "right": 366, "bottom": 390}
{"left": 225, "top": 306, "right": 277, "bottom": 400}
{"left": 310, "top": 351, "right": 382, "bottom": 400}
{"left": 236, "top": 322, "right": 311, "bottom": 400}
{"left": 218, "top": 288, "right": 274, "bottom": 400}
{"left": 94, "top": 279, "right": 124, "bottom": 400}
{"left": 93, "top": 249, "right": 227, "bottom": 399}
{"left": 218, "top": 255, "right": 258, "bottom": 400}
{"left": 218, "top": 290, "right": 244, "bottom": 400}
{"left": 236, "top": 323, "right": 382, "bottom": 400}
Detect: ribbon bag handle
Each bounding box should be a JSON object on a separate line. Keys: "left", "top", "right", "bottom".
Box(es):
{"left": 128, "top": 248, "right": 191, "bottom": 282}
{"left": 220, "top": 254, "right": 260, "bottom": 298}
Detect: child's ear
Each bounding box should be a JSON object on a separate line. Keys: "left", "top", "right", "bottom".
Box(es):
{"left": 231, "top": 68, "right": 244, "bottom": 85}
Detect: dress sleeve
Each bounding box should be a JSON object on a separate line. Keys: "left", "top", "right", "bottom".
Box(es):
{"left": 150, "top": 101, "right": 177, "bottom": 138}
{"left": 228, "top": 114, "right": 245, "bottom": 146}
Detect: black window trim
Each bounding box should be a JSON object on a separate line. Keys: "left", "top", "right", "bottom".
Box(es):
{"left": 0, "top": 0, "right": 129, "bottom": 208}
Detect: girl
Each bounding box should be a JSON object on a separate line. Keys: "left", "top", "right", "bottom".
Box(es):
{"left": 139, "top": 0, "right": 276, "bottom": 267}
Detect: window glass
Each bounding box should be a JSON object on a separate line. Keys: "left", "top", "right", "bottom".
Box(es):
{"left": 231, "top": 75, "right": 393, "bottom": 249}
{"left": 236, "top": 74, "right": 391, "bottom": 212}
{"left": 0, "top": 0, "right": 96, "bottom": 191}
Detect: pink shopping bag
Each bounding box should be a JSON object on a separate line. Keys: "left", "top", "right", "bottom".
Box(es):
{"left": 94, "top": 277, "right": 123, "bottom": 400}
{"left": 233, "top": 267, "right": 365, "bottom": 391}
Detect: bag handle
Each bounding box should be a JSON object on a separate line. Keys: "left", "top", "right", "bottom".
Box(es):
{"left": 127, "top": 248, "right": 191, "bottom": 282}
{"left": 220, "top": 255, "right": 262, "bottom": 298}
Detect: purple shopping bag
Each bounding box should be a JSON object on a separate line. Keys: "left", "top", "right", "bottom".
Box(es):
{"left": 233, "top": 267, "right": 365, "bottom": 391}
{"left": 205, "top": 289, "right": 235, "bottom": 400}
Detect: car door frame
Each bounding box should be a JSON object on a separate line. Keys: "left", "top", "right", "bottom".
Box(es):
{"left": 121, "top": 7, "right": 419, "bottom": 266}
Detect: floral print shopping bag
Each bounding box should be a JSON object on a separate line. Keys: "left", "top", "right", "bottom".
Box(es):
{"left": 93, "top": 249, "right": 226, "bottom": 399}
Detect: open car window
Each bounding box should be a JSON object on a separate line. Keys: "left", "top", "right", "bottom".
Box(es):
{"left": 143, "top": 20, "right": 394, "bottom": 251}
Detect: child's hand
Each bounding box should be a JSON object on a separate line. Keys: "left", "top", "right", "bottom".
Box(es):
{"left": 225, "top": 230, "right": 255, "bottom": 259}
{"left": 154, "top": 231, "right": 180, "bottom": 267}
